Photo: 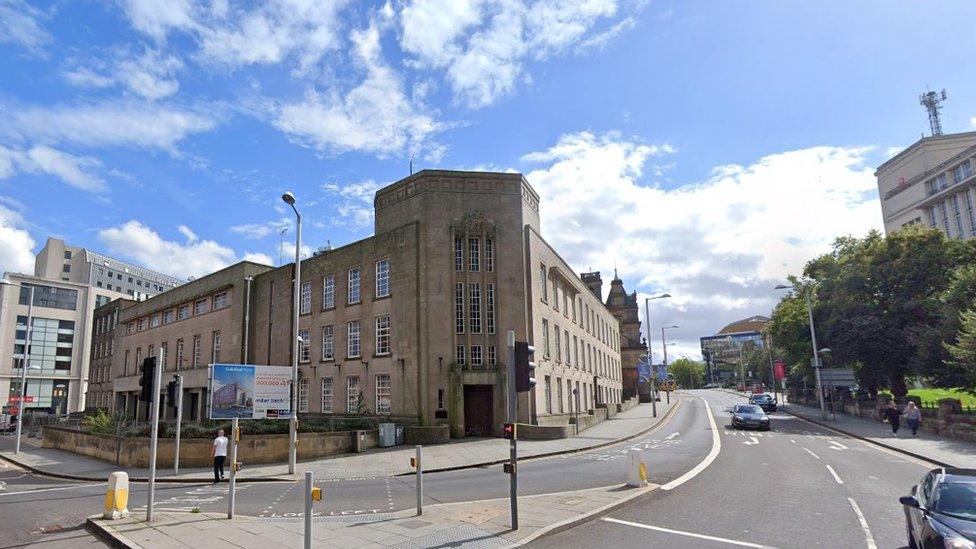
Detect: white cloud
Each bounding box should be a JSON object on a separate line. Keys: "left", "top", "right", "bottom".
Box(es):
{"left": 98, "top": 220, "right": 258, "bottom": 279}
{"left": 118, "top": 0, "right": 201, "bottom": 42}
{"left": 0, "top": 144, "right": 108, "bottom": 193}
{"left": 64, "top": 48, "right": 183, "bottom": 100}
{"left": 575, "top": 16, "right": 635, "bottom": 54}
{"left": 229, "top": 218, "right": 292, "bottom": 239}
{"left": 971, "top": 116, "right": 976, "bottom": 128}
{"left": 399, "top": 0, "right": 627, "bottom": 107}
{"left": 242, "top": 252, "right": 273, "bottom": 265}
{"left": 322, "top": 179, "right": 382, "bottom": 228}
{"left": 280, "top": 241, "right": 314, "bottom": 261}
{"left": 8, "top": 100, "right": 219, "bottom": 151}
{"left": 273, "top": 23, "right": 442, "bottom": 157}
{"left": 521, "top": 131, "right": 882, "bottom": 356}
{"left": 0, "top": 0, "right": 51, "bottom": 55}
{"left": 0, "top": 198, "right": 35, "bottom": 275}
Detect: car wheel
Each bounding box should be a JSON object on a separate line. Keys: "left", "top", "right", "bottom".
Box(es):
{"left": 906, "top": 522, "right": 917, "bottom": 549}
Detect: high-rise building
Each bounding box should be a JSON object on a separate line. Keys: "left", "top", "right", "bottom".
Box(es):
{"left": 876, "top": 131, "right": 976, "bottom": 238}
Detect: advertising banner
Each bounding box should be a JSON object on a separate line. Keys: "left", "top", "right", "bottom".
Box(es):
{"left": 209, "top": 364, "right": 293, "bottom": 420}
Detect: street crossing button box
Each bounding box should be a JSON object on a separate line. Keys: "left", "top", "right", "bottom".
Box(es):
{"left": 311, "top": 487, "right": 322, "bottom": 501}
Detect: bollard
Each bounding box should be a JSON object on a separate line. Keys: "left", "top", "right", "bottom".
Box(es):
{"left": 103, "top": 471, "right": 131, "bottom": 519}
{"left": 227, "top": 417, "right": 238, "bottom": 519}
{"left": 415, "top": 445, "right": 423, "bottom": 516}
{"left": 626, "top": 450, "right": 648, "bottom": 488}
{"left": 304, "top": 471, "right": 313, "bottom": 549}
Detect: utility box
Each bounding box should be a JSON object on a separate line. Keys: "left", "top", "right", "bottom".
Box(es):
{"left": 353, "top": 430, "right": 367, "bottom": 453}
{"left": 378, "top": 423, "right": 396, "bottom": 447}
{"left": 395, "top": 426, "right": 404, "bottom": 446}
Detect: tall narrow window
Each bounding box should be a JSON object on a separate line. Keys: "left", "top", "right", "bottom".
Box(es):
{"left": 455, "top": 282, "right": 464, "bottom": 334}
{"left": 486, "top": 284, "right": 496, "bottom": 334}
{"left": 375, "top": 259, "right": 390, "bottom": 298}
{"left": 545, "top": 376, "right": 552, "bottom": 413}
{"left": 192, "top": 335, "right": 201, "bottom": 367}
{"left": 161, "top": 342, "right": 168, "bottom": 369}
{"left": 953, "top": 194, "right": 965, "bottom": 237}
{"left": 348, "top": 268, "right": 361, "bottom": 304}
{"left": 488, "top": 345, "right": 497, "bottom": 365}
{"left": 347, "top": 376, "right": 360, "bottom": 413}
{"left": 542, "top": 318, "right": 550, "bottom": 358}
{"left": 469, "top": 283, "right": 482, "bottom": 334}
{"left": 966, "top": 189, "right": 976, "bottom": 235}
{"left": 322, "top": 275, "right": 335, "bottom": 309}
{"left": 321, "top": 325, "right": 334, "bottom": 360}
{"left": 176, "top": 339, "right": 184, "bottom": 370}
{"left": 471, "top": 345, "right": 483, "bottom": 366}
{"left": 298, "top": 378, "right": 309, "bottom": 413}
{"left": 211, "top": 331, "right": 221, "bottom": 363}
{"left": 347, "top": 321, "right": 361, "bottom": 358}
{"left": 456, "top": 345, "right": 465, "bottom": 366}
{"left": 468, "top": 238, "right": 480, "bottom": 271}
{"left": 573, "top": 335, "right": 579, "bottom": 367}
{"left": 375, "top": 315, "right": 391, "bottom": 355}
{"left": 455, "top": 237, "right": 463, "bottom": 271}
{"left": 540, "top": 264, "right": 548, "bottom": 302}
{"left": 321, "top": 377, "right": 333, "bottom": 413}
{"left": 376, "top": 374, "right": 391, "bottom": 414}
{"left": 485, "top": 238, "right": 494, "bottom": 272}
{"left": 554, "top": 323, "right": 561, "bottom": 362}
{"left": 564, "top": 331, "right": 570, "bottom": 365}
{"left": 557, "top": 379, "right": 564, "bottom": 413}
{"left": 298, "top": 329, "right": 310, "bottom": 363}
{"left": 124, "top": 349, "right": 130, "bottom": 375}
{"left": 300, "top": 281, "right": 311, "bottom": 314}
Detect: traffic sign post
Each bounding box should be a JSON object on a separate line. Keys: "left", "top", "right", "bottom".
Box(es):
{"left": 146, "top": 347, "right": 164, "bottom": 522}
{"left": 506, "top": 331, "right": 518, "bottom": 531}
{"left": 173, "top": 375, "right": 183, "bottom": 476}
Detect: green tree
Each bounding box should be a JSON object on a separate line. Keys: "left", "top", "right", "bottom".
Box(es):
{"left": 669, "top": 358, "right": 706, "bottom": 389}
{"left": 945, "top": 306, "right": 976, "bottom": 394}
{"left": 768, "top": 284, "right": 816, "bottom": 385}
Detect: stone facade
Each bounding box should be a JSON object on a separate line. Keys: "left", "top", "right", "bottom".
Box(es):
{"left": 603, "top": 274, "right": 646, "bottom": 399}
{"left": 87, "top": 298, "right": 131, "bottom": 411}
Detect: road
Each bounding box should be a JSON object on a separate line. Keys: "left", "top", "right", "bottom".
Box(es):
{"left": 527, "top": 389, "right": 932, "bottom": 549}
{"left": 0, "top": 389, "right": 932, "bottom": 548}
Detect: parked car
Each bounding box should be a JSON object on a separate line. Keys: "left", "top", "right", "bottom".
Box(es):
{"left": 900, "top": 468, "right": 976, "bottom": 549}
{"left": 729, "top": 404, "right": 771, "bottom": 431}
{"left": 749, "top": 393, "right": 777, "bottom": 412}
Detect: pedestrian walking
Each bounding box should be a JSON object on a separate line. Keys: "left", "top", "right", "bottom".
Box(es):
{"left": 883, "top": 401, "right": 901, "bottom": 436}
{"left": 904, "top": 401, "right": 922, "bottom": 437}
{"left": 212, "top": 428, "right": 228, "bottom": 483}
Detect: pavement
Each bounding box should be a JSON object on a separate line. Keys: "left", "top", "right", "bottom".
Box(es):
{"left": 0, "top": 400, "right": 674, "bottom": 483}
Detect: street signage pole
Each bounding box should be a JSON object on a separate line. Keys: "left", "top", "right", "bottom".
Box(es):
{"left": 174, "top": 375, "right": 183, "bottom": 476}
{"left": 804, "top": 291, "right": 827, "bottom": 420}
{"left": 228, "top": 417, "right": 238, "bottom": 519}
{"left": 146, "top": 345, "right": 164, "bottom": 522}
{"left": 507, "top": 330, "right": 518, "bottom": 530}
{"left": 14, "top": 285, "right": 34, "bottom": 454}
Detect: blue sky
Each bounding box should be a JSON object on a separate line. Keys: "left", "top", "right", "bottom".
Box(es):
{"left": 2, "top": 0, "right": 975, "bottom": 357}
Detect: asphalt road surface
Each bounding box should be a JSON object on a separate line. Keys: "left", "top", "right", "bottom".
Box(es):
{"left": 527, "top": 389, "right": 934, "bottom": 549}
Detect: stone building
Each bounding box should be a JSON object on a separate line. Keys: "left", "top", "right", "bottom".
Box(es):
{"left": 87, "top": 298, "right": 132, "bottom": 411}
{"left": 598, "top": 273, "right": 646, "bottom": 399}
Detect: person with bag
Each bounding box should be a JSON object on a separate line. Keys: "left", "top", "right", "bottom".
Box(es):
{"left": 903, "top": 401, "right": 922, "bottom": 437}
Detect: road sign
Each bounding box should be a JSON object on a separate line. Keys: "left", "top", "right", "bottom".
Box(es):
{"left": 818, "top": 368, "right": 856, "bottom": 388}
{"left": 774, "top": 360, "right": 786, "bottom": 380}
{"left": 209, "top": 364, "right": 293, "bottom": 419}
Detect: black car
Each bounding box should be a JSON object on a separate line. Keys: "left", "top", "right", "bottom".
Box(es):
{"left": 729, "top": 404, "right": 771, "bottom": 431}
{"left": 749, "top": 393, "right": 777, "bottom": 412}
{"left": 901, "top": 468, "right": 976, "bottom": 549}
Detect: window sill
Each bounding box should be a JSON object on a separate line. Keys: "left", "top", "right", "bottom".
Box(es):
{"left": 374, "top": 353, "right": 391, "bottom": 358}
{"left": 322, "top": 306, "right": 336, "bottom": 312}
{"left": 373, "top": 295, "right": 391, "bottom": 302}
{"left": 347, "top": 301, "right": 362, "bottom": 307}
{"left": 320, "top": 358, "right": 335, "bottom": 363}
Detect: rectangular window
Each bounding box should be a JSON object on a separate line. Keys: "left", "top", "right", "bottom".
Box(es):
{"left": 176, "top": 339, "right": 184, "bottom": 370}
{"left": 953, "top": 161, "right": 972, "bottom": 184}
{"left": 321, "top": 378, "right": 334, "bottom": 413}
{"left": 193, "top": 335, "right": 201, "bottom": 367}
{"left": 557, "top": 378, "right": 564, "bottom": 413}
{"left": 573, "top": 335, "right": 579, "bottom": 367}
{"left": 322, "top": 275, "right": 335, "bottom": 309}
{"left": 178, "top": 304, "right": 190, "bottom": 320}
{"left": 469, "top": 283, "right": 482, "bottom": 334}
{"left": 299, "top": 329, "right": 310, "bottom": 363}
{"left": 953, "top": 194, "right": 965, "bottom": 237}
{"left": 941, "top": 200, "right": 951, "bottom": 236}
{"left": 213, "top": 291, "right": 228, "bottom": 310}
{"left": 211, "top": 331, "right": 221, "bottom": 363}
{"left": 488, "top": 345, "right": 497, "bottom": 365}
{"left": 486, "top": 284, "right": 496, "bottom": 334}
{"left": 554, "top": 323, "right": 561, "bottom": 362}
{"left": 471, "top": 345, "right": 483, "bottom": 366}
{"left": 124, "top": 349, "right": 130, "bottom": 375}
{"left": 553, "top": 283, "right": 559, "bottom": 312}
{"left": 437, "top": 389, "right": 445, "bottom": 410}
{"left": 18, "top": 283, "right": 78, "bottom": 310}
{"left": 163, "top": 309, "right": 174, "bottom": 324}
{"left": 300, "top": 281, "right": 312, "bottom": 314}
{"left": 194, "top": 299, "right": 208, "bottom": 315}
{"left": 468, "top": 238, "right": 480, "bottom": 271}
{"left": 540, "top": 264, "right": 548, "bottom": 302}
{"left": 348, "top": 268, "right": 361, "bottom": 304}
{"left": 545, "top": 376, "right": 552, "bottom": 413}
{"left": 937, "top": 173, "right": 949, "bottom": 191}
{"left": 563, "top": 293, "right": 569, "bottom": 317}
{"left": 375, "top": 259, "right": 390, "bottom": 298}
{"left": 485, "top": 238, "right": 494, "bottom": 272}
{"left": 376, "top": 374, "right": 391, "bottom": 414}
{"left": 150, "top": 314, "right": 160, "bottom": 328}
{"left": 542, "top": 319, "right": 550, "bottom": 358}
{"left": 347, "top": 321, "right": 361, "bottom": 358}
{"left": 298, "top": 378, "right": 309, "bottom": 413}
{"left": 321, "top": 325, "right": 334, "bottom": 360}
{"left": 455, "top": 282, "right": 464, "bottom": 334}
{"left": 375, "top": 315, "right": 391, "bottom": 355}
{"left": 347, "top": 376, "right": 360, "bottom": 413}
{"left": 127, "top": 321, "right": 134, "bottom": 335}
{"left": 564, "top": 331, "right": 571, "bottom": 365}
{"left": 455, "top": 237, "right": 463, "bottom": 272}
{"left": 456, "top": 345, "right": 465, "bottom": 366}
{"left": 929, "top": 206, "right": 938, "bottom": 228}
{"left": 966, "top": 189, "right": 976, "bottom": 235}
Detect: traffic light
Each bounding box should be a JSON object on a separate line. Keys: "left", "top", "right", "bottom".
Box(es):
{"left": 139, "top": 356, "right": 156, "bottom": 402}
{"left": 166, "top": 380, "right": 177, "bottom": 408}
{"left": 502, "top": 422, "right": 516, "bottom": 440}
{"left": 514, "top": 341, "right": 536, "bottom": 392}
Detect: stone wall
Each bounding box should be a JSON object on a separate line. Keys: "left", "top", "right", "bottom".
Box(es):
{"left": 43, "top": 427, "right": 379, "bottom": 468}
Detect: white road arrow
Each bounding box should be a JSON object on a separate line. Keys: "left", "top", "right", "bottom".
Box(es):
{"left": 828, "top": 441, "right": 848, "bottom": 450}
{"left": 664, "top": 432, "right": 680, "bottom": 440}
{"left": 743, "top": 437, "right": 759, "bottom": 446}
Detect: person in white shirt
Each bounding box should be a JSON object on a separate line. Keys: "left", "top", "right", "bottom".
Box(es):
{"left": 212, "top": 429, "right": 228, "bottom": 483}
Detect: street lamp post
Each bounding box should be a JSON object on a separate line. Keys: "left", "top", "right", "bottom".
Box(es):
{"left": 283, "top": 192, "right": 301, "bottom": 475}
{"left": 775, "top": 283, "right": 827, "bottom": 420}
{"left": 643, "top": 293, "right": 671, "bottom": 418}
{"left": 1, "top": 279, "right": 35, "bottom": 454}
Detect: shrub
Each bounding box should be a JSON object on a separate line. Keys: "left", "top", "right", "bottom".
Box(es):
{"left": 82, "top": 410, "right": 118, "bottom": 435}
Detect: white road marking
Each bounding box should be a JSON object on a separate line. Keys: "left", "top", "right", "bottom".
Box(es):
{"left": 790, "top": 440, "right": 796, "bottom": 444}
{"left": 664, "top": 432, "right": 680, "bottom": 440}
{"left": 662, "top": 396, "right": 720, "bottom": 491}
{"left": 828, "top": 440, "right": 848, "bottom": 450}
{"left": 847, "top": 497, "right": 878, "bottom": 549}
{"left": 602, "top": 517, "right": 767, "bottom": 548}
{"left": 743, "top": 437, "right": 759, "bottom": 446}
{"left": 0, "top": 483, "right": 102, "bottom": 497}
{"left": 826, "top": 465, "right": 844, "bottom": 484}
{"left": 802, "top": 448, "right": 820, "bottom": 460}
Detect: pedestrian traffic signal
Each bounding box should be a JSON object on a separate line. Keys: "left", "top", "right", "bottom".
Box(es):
{"left": 138, "top": 356, "right": 156, "bottom": 403}
{"left": 514, "top": 341, "right": 536, "bottom": 392}
{"left": 502, "top": 422, "right": 516, "bottom": 440}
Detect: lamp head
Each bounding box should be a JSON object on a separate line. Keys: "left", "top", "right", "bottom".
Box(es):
{"left": 281, "top": 191, "right": 296, "bottom": 205}
{"left": 774, "top": 284, "right": 791, "bottom": 290}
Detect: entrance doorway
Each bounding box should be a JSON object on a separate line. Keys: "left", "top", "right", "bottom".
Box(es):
{"left": 463, "top": 384, "right": 494, "bottom": 437}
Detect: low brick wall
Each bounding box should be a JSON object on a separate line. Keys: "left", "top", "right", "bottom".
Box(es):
{"left": 43, "top": 427, "right": 378, "bottom": 468}
{"left": 517, "top": 423, "right": 572, "bottom": 440}
{"left": 403, "top": 425, "right": 450, "bottom": 445}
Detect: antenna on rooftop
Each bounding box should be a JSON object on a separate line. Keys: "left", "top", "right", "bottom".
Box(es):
{"left": 919, "top": 89, "right": 948, "bottom": 136}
